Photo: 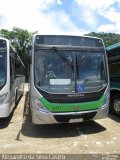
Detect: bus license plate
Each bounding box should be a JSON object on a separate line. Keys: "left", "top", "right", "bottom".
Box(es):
{"left": 69, "top": 118, "right": 83, "bottom": 123}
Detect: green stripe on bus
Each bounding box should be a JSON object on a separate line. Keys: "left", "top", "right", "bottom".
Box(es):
{"left": 40, "top": 95, "right": 106, "bottom": 112}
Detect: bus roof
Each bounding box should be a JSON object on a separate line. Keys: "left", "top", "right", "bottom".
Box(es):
{"left": 0, "top": 37, "right": 8, "bottom": 40}
{"left": 106, "top": 42, "right": 120, "bottom": 51}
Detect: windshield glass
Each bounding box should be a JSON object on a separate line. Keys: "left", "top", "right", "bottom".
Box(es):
{"left": 0, "top": 51, "right": 6, "bottom": 88}
{"left": 34, "top": 49, "right": 107, "bottom": 94}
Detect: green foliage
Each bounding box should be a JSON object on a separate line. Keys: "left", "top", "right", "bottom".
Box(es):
{"left": 85, "top": 32, "right": 120, "bottom": 47}
{"left": 0, "top": 27, "right": 32, "bottom": 58}
{"left": 0, "top": 27, "right": 35, "bottom": 81}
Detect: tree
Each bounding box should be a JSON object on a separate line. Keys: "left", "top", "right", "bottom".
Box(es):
{"left": 0, "top": 27, "right": 34, "bottom": 81}
{"left": 85, "top": 32, "right": 120, "bottom": 47}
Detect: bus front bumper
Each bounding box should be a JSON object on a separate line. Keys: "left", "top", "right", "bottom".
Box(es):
{"left": 31, "top": 105, "right": 109, "bottom": 124}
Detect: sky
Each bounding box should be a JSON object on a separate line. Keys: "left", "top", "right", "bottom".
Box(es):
{"left": 0, "top": 0, "right": 120, "bottom": 35}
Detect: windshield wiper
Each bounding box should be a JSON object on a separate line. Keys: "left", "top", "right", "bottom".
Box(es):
{"left": 77, "top": 48, "right": 92, "bottom": 66}
{"left": 52, "top": 47, "right": 73, "bottom": 67}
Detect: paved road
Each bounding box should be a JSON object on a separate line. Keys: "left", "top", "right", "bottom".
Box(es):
{"left": 0, "top": 84, "right": 120, "bottom": 155}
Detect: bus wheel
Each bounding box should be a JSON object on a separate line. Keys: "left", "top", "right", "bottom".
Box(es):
{"left": 110, "top": 94, "right": 120, "bottom": 116}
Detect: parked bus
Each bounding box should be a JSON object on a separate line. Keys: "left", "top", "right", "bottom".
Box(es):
{"left": 106, "top": 42, "right": 120, "bottom": 116}
{"left": 0, "top": 37, "right": 25, "bottom": 118}
{"left": 29, "top": 35, "right": 110, "bottom": 124}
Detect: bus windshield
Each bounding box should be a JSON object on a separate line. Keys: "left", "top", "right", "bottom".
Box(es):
{"left": 34, "top": 49, "right": 107, "bottom": 94}
{"left": 0, "top": 52, "right": 6, "bottom": 88}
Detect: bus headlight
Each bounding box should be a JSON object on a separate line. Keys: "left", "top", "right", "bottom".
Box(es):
{"left": 32, "top": 96, "right": 50, "bottom": 113}
{"left": 0, "top": 93, "right": 8, "bottom": 104}
{"left": 100, "top": 94, "right": 110, "bottom": 109}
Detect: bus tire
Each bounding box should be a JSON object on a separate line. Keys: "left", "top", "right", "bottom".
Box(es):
{"left": 110, "top": 94, "right": 120, "bottom": 116}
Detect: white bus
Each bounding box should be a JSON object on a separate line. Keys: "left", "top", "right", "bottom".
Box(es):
{"left": 0, "top": 37, "right": 25, "bottom": 118}
{"left": 29, "top": 35, "right": 110, "bottom": 124}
